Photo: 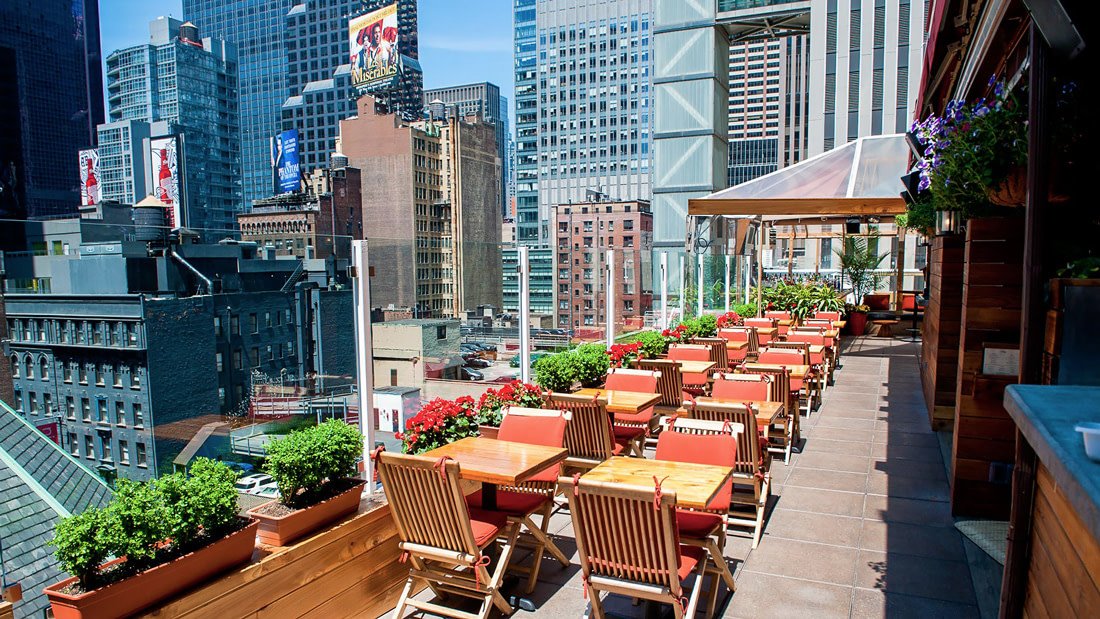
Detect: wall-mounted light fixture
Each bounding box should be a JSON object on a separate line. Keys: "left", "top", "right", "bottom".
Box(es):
{"left": 935, "top": 210, "right": 960, "bottom": 235}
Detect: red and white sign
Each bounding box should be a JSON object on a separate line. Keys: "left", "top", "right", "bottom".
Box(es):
{"left": 37, "top": 421, "right": 60, "bottom": 445}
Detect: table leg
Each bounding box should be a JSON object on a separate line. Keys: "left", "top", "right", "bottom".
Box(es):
{"left": 482, "top": 482, "right": 498, "bottom": 511}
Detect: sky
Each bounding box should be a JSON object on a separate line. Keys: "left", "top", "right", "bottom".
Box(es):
{"left": 97, "top": 0, "right": 515, "bottom": 113}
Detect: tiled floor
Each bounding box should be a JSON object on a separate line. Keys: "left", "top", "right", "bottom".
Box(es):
{"left": 399, "top": 337, "right": 981, "bottom": 618}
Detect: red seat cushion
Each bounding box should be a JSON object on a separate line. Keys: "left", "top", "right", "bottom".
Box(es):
{"left": 676, "top": 545, "right": 706, "bottom": 581}
{"left": 611, "top": 437, "right": 633, "bottom": 455}
{"left": 467, "top": 507, "right": 509, "bottom": 546}
{"left": 675, "top": 509, "right": 724, "bottom": 540}
{"left": 467, "top": 489, "right": 550, "bottom": 517}
{"left": 614, "top": 408, "right": 654, "bottom": 425}
{"left": 613, "top": 424, "right": 646, "bottom": 441}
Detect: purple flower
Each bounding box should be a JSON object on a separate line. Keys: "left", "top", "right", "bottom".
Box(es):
{"left": 974, "top": 106, "right": 990, "bottom": 117}
{"left": 988, "top": 75, "right": 996, "bottom": 87}
{"left": 994, "top": 82, "right": 1004, "bottom": 97}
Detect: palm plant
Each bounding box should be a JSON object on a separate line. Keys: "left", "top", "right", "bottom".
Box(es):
{"left": 835, "top": 236, "right": 890, "bottom": 304}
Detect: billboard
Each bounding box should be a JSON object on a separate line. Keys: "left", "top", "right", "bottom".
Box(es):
{"left": 271, "top": 129, "right": 300, "bottom": 194}
{"left": 149, "top": 136, "right": 182, "bottom": 227}
{"left": 79, "top": 149, "right": 100, "bottom": 205}
{"left": 349, "top": 3, "right": 400, "bottom": 92}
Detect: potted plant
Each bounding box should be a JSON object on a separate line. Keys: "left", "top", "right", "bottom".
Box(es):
{"left": 836, "top": 236, "right": 889, "bottom": 336}
{"left": 248, "top": 420, "right": 366, "bottom": 546}
{"left": 45, "top": 459, "right": 255, "bottom": 619}
{"left": 533, "top": 352, "right": 577, "bottom": 393}
{"left": 398, "top": 396, "right": 479, "bottom": 452}
{"left": 608, "top": 341, "right": 644, "bottom": 369}
{"left": 733, "top": 302, "right": 759, "bottom": 319}
{"left": 572, "top": 343, "right": 611, "bottom": 387}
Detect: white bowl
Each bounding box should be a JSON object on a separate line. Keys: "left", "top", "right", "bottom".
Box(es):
{"left": 1075, "top": 422, "right": 1100, "bottom": 462}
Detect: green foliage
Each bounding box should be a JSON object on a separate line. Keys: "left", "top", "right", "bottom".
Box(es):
{"left": 157, "top": 459, "right": 240, "bottom": 549}
{"left": 49, "top": 508, "right": 113, "bottom": 590}
{"left": 533, "top": 352, "right": 576, "bottom": 392}
{"left": 754, "top": 280, "right": 844, "bottom": 319}
{"left": 733, "top": 302, "right": 759, "bottom": 319}
{"left": 105, "top": 478, "right": 173, "bottom": 573}
{"left": 49, "top": 457, "right": 242, "bottom": 591}
{"left": 835, "top": 236, "right": 890, "bottom": 303}
{"left": 676, "top": 314, "right": 717, "bottom": 338}
{"left": 264, "top": 420, "right": 364, "bottom": 508}
{"left": 1057, "top": 256, "right": 1100, "bottom": 279}
{"left": 632, "top": 330, "right": 668, "bottom": 358}
{"left": 572, "top": 343, "right": 611, "bottom": 387}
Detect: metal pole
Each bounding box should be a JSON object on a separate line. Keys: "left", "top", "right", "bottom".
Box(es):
{"left": 678, "top": 254, "right": 685, "bottom": 323}
{"left": 351, "top": 240, "right": 375, "bottom": 494}
{"left": 518, "top": 246, "right": 531, "bottom": 383}
{"left": 724, "top": 254, "right": 731, "bottom": 313}
{"left": 696, "top": 252, "right": 704, "bottom": 317}
{"left": 756, "top": 220, "right": 764, "bottom": 311}
{"left": 605, "top": 249, "right": 615, "bottom": 351}
{"left": 660, "top": 252, "right": 668, "bottom": 330}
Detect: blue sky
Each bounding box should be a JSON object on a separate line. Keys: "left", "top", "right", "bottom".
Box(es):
{"left": 98, "top": 0, "right": 515, "bottom": 110}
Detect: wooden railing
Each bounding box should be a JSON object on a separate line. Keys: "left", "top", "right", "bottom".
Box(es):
{"left": 140, "top": 496, "right": 417, "bottom": 618}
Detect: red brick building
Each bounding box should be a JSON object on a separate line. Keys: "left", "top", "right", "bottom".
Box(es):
{"left": 554, "top": 200, "right": 653, "bottom": 330}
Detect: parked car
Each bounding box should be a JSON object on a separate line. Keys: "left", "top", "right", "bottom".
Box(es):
{"left": 465, "top": 357, "right": 491, "bottom": 369}
{"left": 461, "top": 367, "right": 484, "bottom": 381}
{"left": 234, "top": 473, "right": 274, "bottom": 495}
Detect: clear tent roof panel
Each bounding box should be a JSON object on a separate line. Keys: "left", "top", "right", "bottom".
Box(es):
{"left": 702, "top": 134, "right": 909, "bottom": 202}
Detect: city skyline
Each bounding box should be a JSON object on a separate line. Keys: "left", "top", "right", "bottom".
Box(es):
{"left": 97, "top": 0, "right": 516, "bottom": 125}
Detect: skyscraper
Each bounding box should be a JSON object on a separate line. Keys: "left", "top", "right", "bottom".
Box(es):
{"left": 809, "top": 0, "right": 925, "bottom": 154}
{"left": 423, "top": 82, "right": 507, "bottom": 218}
{"left": 0, "top": 0, "right": 104, "bottom": 220}
{"left": 184, "top": 0, "right": 294, "bottom": 209}
{"left": 103, "top": 18, "right": 241, "bottom": 235}
{"left": 514, "top": 0, "right": 654, "bottom": 247}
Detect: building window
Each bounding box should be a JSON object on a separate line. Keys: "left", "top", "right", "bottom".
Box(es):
{"left": 85, "top": 435, "right": 95, "bottom": 459}
{"left": 266, "top": 345, "right": 274, "bottom": 361}
{"left": 12, "top": 389, "right": 22, "bottom": 412}
{"left": 63, "top": 363, "right": 72, "bottom": 383}
{"left": 113, "top": 366, "right": 122, "bottom": 387}
{"left": 623, "top": 236, "right": 634, "bottom": 247}
{"left": 43, "top": 393, "right": 52, "bottom": 415}
{"left": 39, "top": 357, "right": 49, "bottom": 380}
{"left": 249, "top": 313, "right": 258, "bottom": 333}
{"left": 98, "top": 399, "right": 108, "bottom": 423}
{"left": 131, "top": 367, "right": 141, "bottom": 389}
{"left": 119, "top": 440, "right": 130, "bottom": 464}
{"left": 137, "top": 442, "right": 148, "bottom": 467}
{"left": 436, "top": 325, "right": 447, "bottom": 340}
{"left": 79, "top": 363, "right": 88, "bottom": 384}
{"left": 233, "top": 350, "right": 242, "bottom": 369}
{"left": 133, "top": 403, "right": 144, "bottom": 427}
{"left": 265, "top": 312, "right": 272, "bottom": 327}
{"left": 24, "top": 357, "right": 33, "bottom": 380}
{"left": 115, "top": 401, "right": 126, "bottom": 426}
{"left": 390, "top": 369, "right": 398, "bottom": 386}
{"left": 218, "top": 387, "right": 226, "bottom": 404}
{"left": 69, "top": 433, "right": 79, "bottom": 456}
{"left": 9, "top": 355, "right": 17, "bottom": 378}
{"left": 101, "top": 436, "right": 112, "bottom": 461}
{"left": 216, "top": 352, "right": 224, "bottom": 372}
{"left": 287, "top": 341, "right": 294, "bottom": 356}
{"left": 95, "top": 365, "right": 105, "bottom": 386}
{"left": 251, "top": 347, "right": 259, "bottom": 366}
{"left": 81, "top": 398, "right": 91, "bottom": 421}
{"left": 29, "top": 392, "right": 38, "bottom": 414}
{"left": 66, "top": 396, "right": 75, "bottom": 419}
{"left": 214, "top": 316, "right": 223, "bottom": 336}
{"left": 285, "top": 309, "right": 292, "bottom": 324}
{"left": 230, "top": 315, "right": 240, "bottom": 335}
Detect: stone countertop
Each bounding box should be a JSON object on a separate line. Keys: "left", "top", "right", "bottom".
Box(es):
{"left": 1004, "top": 385, "right": 1100, "bottom": 542}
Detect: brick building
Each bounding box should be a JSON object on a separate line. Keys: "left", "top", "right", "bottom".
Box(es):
{"left": 339, "top": 96, "right": 501, "bottom": 317}
{"left": 553, "top": 200, "right": 653, "bottom": 330}
{"left": 238, "top": 164, "right": 363, "bottom": 260}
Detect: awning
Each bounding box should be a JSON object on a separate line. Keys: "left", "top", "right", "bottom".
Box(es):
{"left": 688, "top": 134, "right": 909, "bottom": 222}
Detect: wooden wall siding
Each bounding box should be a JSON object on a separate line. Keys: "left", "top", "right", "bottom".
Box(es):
{"left": 921, "top": 235, "right": 965, "bottom": 430}
{"left": 950, "top": 218, "right": 1024, "bottom": 519}
{"left": 0, "top": 601, "right": 12, "bottom": 619}
{"left": 1022, "top": 463, "right": 1100, "bottom": 617}
{"left": 141, "top": 499, "right": 415, "bottom": 618}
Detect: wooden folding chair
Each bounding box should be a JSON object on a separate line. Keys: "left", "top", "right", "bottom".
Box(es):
{"left": 762, "top": 343, "right": 822, "bottom": 409}
{"left": 692, "top": 337, "right": 730, "bottom": 373}
{"left": 378, "top": 451, "right": 520, "bottom": 619}
{"left": 604, "top": 368, "right": 660, "bottom": 450}
{"left": 740, "top": 366, "right": 796, "bottom": 464}
{"left": 758, "top": 349, "right": 814, "bottom": 419}
{"left": 638, "top": 358, "right": 685, "bottom": 407}
{"left": 563, "top": 475, "right": 726, "bottom": 619}
{"left": 547, "top": 392, "right": 631, "bottom": 471}
{"left": 668, "top": 343, "right": 712, "bottom": 397}
{"left": 711, "top": 372, "right": 772, "bottom": 402}
{"left": 677, "top": 402, "right": 771, "bottom": 548}
{"left": 717, "top": 328, "right": 754, "bottom": 364}
{"left": 467, "top": 407, "right": 571, "bottom": 593}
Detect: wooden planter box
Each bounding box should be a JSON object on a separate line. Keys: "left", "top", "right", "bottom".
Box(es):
{"left": 920, "top": 235, "right": 965, "bottom": 430}
{"left": 248, "top": 479, "right": 366, "bottom": 547}
{"left": 45, "top": 519, "right": 258, "bottom": 619}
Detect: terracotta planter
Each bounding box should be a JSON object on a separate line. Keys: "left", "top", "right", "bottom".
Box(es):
{"left": 248, "top": 478, "right": 366, "bottom": 546}
{"left": 848, "top": 312, "right": 868, "bottom": 336}
{"left": 45, "top": 518, "right": 258, "bottom": 619}
{"left": 478, "top": 425, "right": 500, "bottom": 440}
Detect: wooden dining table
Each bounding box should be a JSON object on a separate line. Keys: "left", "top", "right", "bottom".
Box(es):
{"left": 741, "top": 362, "right": 811, "bottom": 380}
{"left": 672, "top": 359, "right": 716, "bottom": 375}
{"left": 726, "top": 341, "right": 749, "bottom": 352}
{"left": 690, "top": 397, "right": 785, "bottom": 426}
{"left": 753, "top": 327, "right": 778, "bottom": 338}
{"left": 574, "top": 388, "right": 662, "bottom": 417}
{"left": 424, "top": 436, "right": 567, "bottom": 511}
{"left": 583, "top": 457, "right": 734, "bottom": 511}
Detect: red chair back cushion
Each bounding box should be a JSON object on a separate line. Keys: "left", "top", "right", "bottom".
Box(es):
{"left": 604, "top": 371, "right": 658, "bottom": 394}
{"left": 757, "top": 350, "right": 805, "bottom": 366}
{"left": 865, "top": 294, "right": 891, "bottom": 310}
{"left": 668, "top": 345, "right": 710, "bottom": 362}
{"left": 499, "top": 413, "right": 568, "bottom": 482}
{"left": 655, "top": 431, "right": 736, "bottom": 510}
{"left": 711, "top": 377, "right": 769, "bottom": 401}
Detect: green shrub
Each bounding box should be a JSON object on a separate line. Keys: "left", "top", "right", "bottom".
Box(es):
{"left": 632, "top": 330, "right": 667, "bottom": 358}
{"left": 50, "top": 508, "right": 113, "bottom": 590}
{"left": 264, "top": 420, "right": 364, "bottom": 508}
{"left": 572, "top": 343, "right": 611, "bottom": 387}
{"left": 533, "top": 352, "right": 575, "bottom": 392}
{"left": 677, "top": 314, "right": 718, "bottom": 339}
{"left": 733, "top": 303, "right": 758, "bottom": 318}
{"left": 49, "top": 457, "right": 241, "bottom": 591}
